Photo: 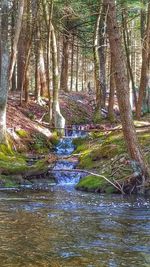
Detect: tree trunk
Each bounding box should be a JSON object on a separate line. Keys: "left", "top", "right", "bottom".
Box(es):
{"left": 60, "top": 34, "right": 69, "bottom": 92}
{"left": 0, "top": 0, "right": 9, "bottom": 143}
{"left": 98, "top": 5, "right": 107, "bottom": 108}
{"left": 93, "top": 11, "right": 101, "bottom": 111}
{"left": 108, "top": 55, "right": 115, "bottom": 121}
{"left": 104, "top": 0, "right": 149, "bottom": 190}
{"left": 122, "top": 10, "right": 137, "bottom": 108}
{"left": 136, "top": 3, "right": 150, "bottom": 119}
{"left": 70, "top": 34, "right": 75, "bottom": 91}
{"left": 9, "top": 0, "right": 24, "bottom": 83}
{"left": 42, "top": 0, "right": 53, "bottom": 122}
{"left": 51, "top": 24, "right": 65, "bottom": 133}
{"left": 76, "top": 39, "right": 79, "bottom": 92}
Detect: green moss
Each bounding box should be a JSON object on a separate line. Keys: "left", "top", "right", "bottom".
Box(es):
{"left": 30, "top": 132, "right": 52, "bottom": 154}
{"left": 138, "top": 132, "right": 150, "bottom": 146}
{"left": 79, "top": 154, "right": 94, "bottom": 169}
{"left": 76, "top": 175, "right": 117, "bottom": 193}
{"left": 91, "top": 144, "right": 120, "bottom": 160}
{"left": 16, "top": 129, "right": 28, "bottom": 138}
{"left": 0, "top": 144, "right": 14, "bottom": 156}
{"left": 31, "top": 158, "right": 48, "bottom": 171}
{"left": 76, "top": 175, "right": 104, "bottom": 191}
{"left": 50, "top": 131, "right": 59, "bottom": 146}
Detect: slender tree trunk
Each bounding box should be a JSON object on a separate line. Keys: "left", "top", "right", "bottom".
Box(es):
{"left": 38, "top": 42, "right": 48, "bottom": 98}
{"left": 51, "top": 24, "right": 65, "bottom": 133}
{"left": 0, "top": 0, "right": 9, "bottom": 143}
{"left": 108, "top": 55, "right": 115, "bottom": 121}
{"left": 70, "top": 35, "right": 75, "bottom": 91}
{"left": 9, "top": 0, "right": 24, "bottom": 83}
{"left": 136, "top": 3, "right": 150, "bottom": 119}
{"left": 122, "top": 10, "right": 137, "bottom": 108}
{"left": 93, "top": 11, "right": 101, "bottom": 111}
{"left": 98, "top": 5, "right": 107, "bottom": 108}
{"left": 76, "top": 39, "right": 79, "bottom": 92}
{"left": 35, "top": 43, "right": 41, "bottom": 103}
{"left": 60, "top": 34, "right": 69, "bottom": 92}
{"left": 104, "top": 0, "right": 149, "bottom": 189}
{"left": 42, "top": 0, "right": 53, "bottom": 122}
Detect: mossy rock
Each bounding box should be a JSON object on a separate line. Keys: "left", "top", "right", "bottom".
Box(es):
{"left": 76, "top": 175, "right": 117, "bottom": 193}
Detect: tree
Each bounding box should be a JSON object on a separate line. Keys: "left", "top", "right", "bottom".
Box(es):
{"left": 104, "top": 0, "right": 149, "bottom": 192}
{"left": 0, "top": 0, "right": 24, "bottom": 143}
{"left": 51, "top": 24, "right": 65, "bottom": 133}
{"left": 136, "top": 2, "right": 150, "bottom": 119}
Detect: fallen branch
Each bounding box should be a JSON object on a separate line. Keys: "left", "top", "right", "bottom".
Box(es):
{"left": 47, "top": 124, "right": 150, "bottom": 134}
{"left": 50, "top": 168, "right": 124, "bottom": 194}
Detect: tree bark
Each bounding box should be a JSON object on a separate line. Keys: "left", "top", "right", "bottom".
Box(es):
{"left": 76, "top": 39, "right": 79, "bottom": 92}
{"left": 104, "top": 0, "right": 149, "bottom": 188}
{"left": 70, "top": 34, "right": 75, "bottom": 91}
{"left": 108, "top": 55, "right": 115, "bottom": 121}
{"left": 0, "top": 0, "right": 9, "bottom": 143}
{"left": 60, "top": 34, "right": 69, "bottom": 92}
{"left": 98, "top": 5, "right": 107, "bottom": 108}
{"left": 9, "top": 0, "right": 24, "bottom": 83}
{"left": 93, "top": 11, "right": 101, "bottom": 111}
{"left": 51, "top": 24, "right": 65, "bottom": 133}
{"left": 136, "top": 3, "right": 150, "bottom": 119}
{"left": 122, "top": 10, "right": 137, "bottom": 108}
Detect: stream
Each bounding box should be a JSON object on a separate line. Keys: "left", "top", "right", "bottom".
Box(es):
{"left": 0, "top": 127, "right": 150, "bottom": 267}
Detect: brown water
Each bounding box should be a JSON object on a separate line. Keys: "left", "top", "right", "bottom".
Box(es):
{"left": 0, "top": 185, "right": 150, "bottom": 267}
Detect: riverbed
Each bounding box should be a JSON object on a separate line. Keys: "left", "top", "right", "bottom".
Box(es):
{"left": 0, "top": 128, "right": 150, "bottom": 267}
{"left": 0, "top": 186, "right": 150, "bottom": 267}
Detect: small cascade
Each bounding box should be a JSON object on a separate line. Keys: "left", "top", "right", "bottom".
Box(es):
{"left": 55, "top": 138, "right": 75, "bottom": 156}
{"left": 53, "top": 125, "right": 86, "bottom": 185}
{"left": 53, "top": 161, "right": 82, "bottom": 185}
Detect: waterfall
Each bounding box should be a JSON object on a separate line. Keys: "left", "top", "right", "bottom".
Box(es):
{"left": 52, "top": 126, "right": 86, "bottom": 185}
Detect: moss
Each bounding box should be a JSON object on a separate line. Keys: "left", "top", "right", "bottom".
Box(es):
{"left": 91, "top": 144, "right": 120, "bottom": 160}
{"left": 29, "top": 132, "right": 52, "bottom": 154}
{"left": 79, "top": 154, "right": 94, "bottom": 169}
{"left": 76, "top": 175, "right": 104, "bottom": 191}
{"left": 76, "top": 175, "right": 118, "bottom": 193}
{"left": 16, "top": 129, "right": 28, "bottom": 138}
{"left": 31, "top": 158, "right": 48, "bottom": 171}
{"left": 0, "top": 144, "right": 14, "bottom": 156}
{"left": 50, "top": 131, "right": 60, "bottom": 146}
{"left": 138, "top": 132, "right": 150, "bottom": 147}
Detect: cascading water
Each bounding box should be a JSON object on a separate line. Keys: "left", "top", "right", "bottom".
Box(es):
{"left": 53, "top": 126, "right": 86, "bottom": 185}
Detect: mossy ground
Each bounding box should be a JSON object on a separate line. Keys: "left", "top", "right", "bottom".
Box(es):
{"left": 0, "top": 131, "right": 57, "bottom": 187}
{"left": 75, "top": 129, "right": 150, "bottom": 193}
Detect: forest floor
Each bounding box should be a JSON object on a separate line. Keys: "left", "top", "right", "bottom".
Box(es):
{"left": 0, "top": 91, "right": 150, "bottom": 194}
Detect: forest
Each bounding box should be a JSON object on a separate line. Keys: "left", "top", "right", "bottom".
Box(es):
{"left": 0, "top": 0, "right": 150, "bottom": 266}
